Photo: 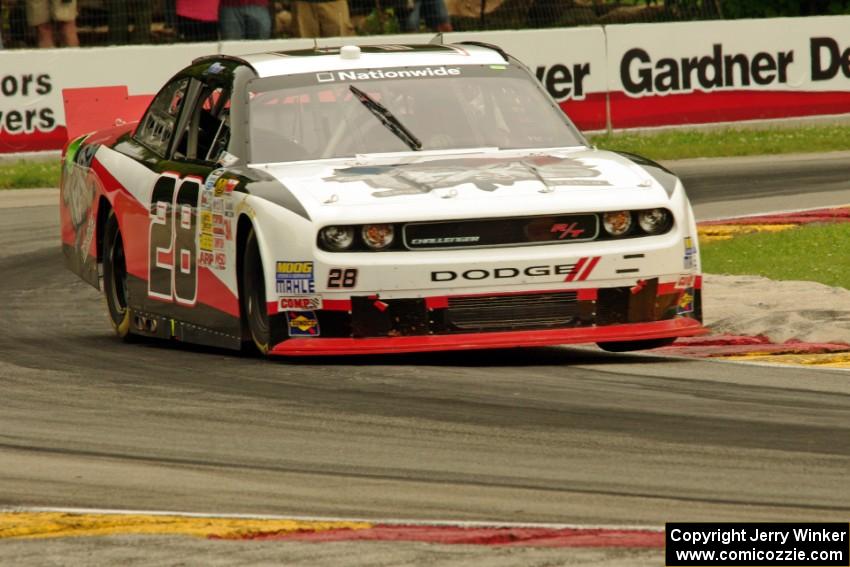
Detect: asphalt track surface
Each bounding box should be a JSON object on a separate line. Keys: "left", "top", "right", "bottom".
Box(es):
{"left": 1, "top": 153, "right": 849, "bottom": 531}
{"left": 667, "top": 150, "right": 850, "bottom": 220}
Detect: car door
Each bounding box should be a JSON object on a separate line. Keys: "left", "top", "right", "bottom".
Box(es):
{"left": 150, "top": 74, "right": 243, "bottom": 347}
{"left": 115, "top": 68, "right": 242, "bottom": 348}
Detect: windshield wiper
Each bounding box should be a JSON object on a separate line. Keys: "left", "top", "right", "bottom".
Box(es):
{"left": 349, "top": 85, "right": 422, "bottom": 152}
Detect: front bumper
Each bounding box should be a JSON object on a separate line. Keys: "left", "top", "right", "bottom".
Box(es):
{"left": 267, "top": 276, "right": 704, "bottom": 356}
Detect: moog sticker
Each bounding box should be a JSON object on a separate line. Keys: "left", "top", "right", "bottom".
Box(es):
{"left": 276, "top": 261, "right": 315, "bottom": 295}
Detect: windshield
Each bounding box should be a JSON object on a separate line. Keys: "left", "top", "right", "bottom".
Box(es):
{"left": 247, "top": 65, "right": 585, "bottom": 163}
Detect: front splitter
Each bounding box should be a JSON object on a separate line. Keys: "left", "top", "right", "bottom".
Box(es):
{"left": 269, "top": 317, "right": 706, "bottom": 356}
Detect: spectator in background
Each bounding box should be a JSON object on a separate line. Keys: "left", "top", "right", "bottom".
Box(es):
{"left": 220, "top": 0, "right": 272, "bottom": 40}
{"left": 176, "top": 0, "right": 220, "bottom": 41}
{"left": 404, "top": 0, "right": 452, "bottom": 32}
{"left": 27, "top": 0, "right": 80, "bottom": 47}
{"left": 107, "top": 0, "right": 152, "bottom": 45}
{"left": 272, "top": 1, "right": 295, "bottom": 37}
{"left": 294, "top": 0, "right": 353, "bottom": 37}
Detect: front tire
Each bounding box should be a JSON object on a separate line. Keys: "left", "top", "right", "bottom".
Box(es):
{"left": 596, "top": 337, "right": 677, "bottom": 352}
{"left": 241, "top": 228, "right": 271, "bottom": 355}
{"left": 102, "top": 211, "right": 132, "bottom": 340}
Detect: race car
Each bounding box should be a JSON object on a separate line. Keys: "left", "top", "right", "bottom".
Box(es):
{"left": 59, "top": 41, "right": 705, "bottom": 357}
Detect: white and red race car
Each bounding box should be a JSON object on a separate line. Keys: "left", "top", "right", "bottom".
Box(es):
{"left": 60, "top": 41, "right": 705, "bottom": 356}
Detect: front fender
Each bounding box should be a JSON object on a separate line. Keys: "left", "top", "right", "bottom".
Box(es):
{"left": 240, "top": 193, "right": 317, "bottom": 315}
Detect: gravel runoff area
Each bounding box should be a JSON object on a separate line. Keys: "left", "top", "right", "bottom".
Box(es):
{"left": 703, "top": 274, "right": 850, "bottom": 345}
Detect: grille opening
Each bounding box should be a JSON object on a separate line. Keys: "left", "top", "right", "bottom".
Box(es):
{"left": 404, "top": 215, "right": 598, "bottom": 250}
{"left": 447, "top": 292, "right": 579, "bottom": 331}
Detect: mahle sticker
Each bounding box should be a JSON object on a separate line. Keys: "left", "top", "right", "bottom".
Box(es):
{"left": 276, "top": 261, "right": 315, "bottom": 295}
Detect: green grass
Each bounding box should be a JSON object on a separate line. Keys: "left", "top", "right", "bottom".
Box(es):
{"left": 589, "top": 124, "right": 850, "bottom": 161}
{"left": 0, "top": 160, "right": 60, "bottom": 190}
{"left": 700, "top": 223, "right": 850, "bottom": 289}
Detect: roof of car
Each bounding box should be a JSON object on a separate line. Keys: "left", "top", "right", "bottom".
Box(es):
{"left": 224, "top": 43, "right": 510, "bottom": 79}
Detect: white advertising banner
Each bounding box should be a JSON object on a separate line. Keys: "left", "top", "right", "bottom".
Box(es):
{"left": 605, "top": 16, "right": 850, "bottom": 128}
{"left": 0, "top": 43, "right": 215, "bottom": 153}
{"left": 2, "top": 16, "right": 850, "bottom": 153}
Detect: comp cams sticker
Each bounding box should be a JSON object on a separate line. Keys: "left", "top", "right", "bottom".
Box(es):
{"left": 279, "top": 296, "right": 322, "bottom": 312}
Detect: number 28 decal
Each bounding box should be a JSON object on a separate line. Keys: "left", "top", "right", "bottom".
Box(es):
{"left": 148, "top": 174, "right": 201, "bottom": 305}
{"left": 327, "top": 268, "right": 357, "bottom": 288}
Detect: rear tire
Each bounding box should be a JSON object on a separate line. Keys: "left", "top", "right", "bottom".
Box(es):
{"left": 596, "top": 337, "right": 677, "bottom": 352}
{"left": 102, "top": 211, "right": 132, "bottom": 340}
{"left": 241, "top": 228, "right": 271, "bottom": 355}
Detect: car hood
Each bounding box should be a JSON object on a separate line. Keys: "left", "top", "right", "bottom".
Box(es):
{"left": 252, "top": 147, "right": 679, "bottom": 223}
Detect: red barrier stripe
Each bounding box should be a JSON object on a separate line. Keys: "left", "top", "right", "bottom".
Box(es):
{"left": 609, "top": 89, "right": 850, "bottom": 129}
{"left": 0, "top": 126, "right": 69, "bottom": 154}
{"left": 7, "top": 88, "right": 850, "bottom": 154}
{"left": 558, "top": 93, "right": 608, "bottom": 131}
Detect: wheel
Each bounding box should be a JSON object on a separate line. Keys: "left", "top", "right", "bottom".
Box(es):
{"left": 241, "top": 227, "right": 271, "bottom": 355}
{"left": 102, "top": 211, "right": 132, "bottom": 339}
{"left": 596, "top": 337, "right": 677, "bottom": 352}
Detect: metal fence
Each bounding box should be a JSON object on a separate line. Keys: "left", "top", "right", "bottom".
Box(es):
{"left": 0, "top": 0, "right": 830, "bottom": 49}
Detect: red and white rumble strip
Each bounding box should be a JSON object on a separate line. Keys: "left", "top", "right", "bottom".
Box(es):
{"left": 1, "top": 506, "right": 663, "bottom": 548}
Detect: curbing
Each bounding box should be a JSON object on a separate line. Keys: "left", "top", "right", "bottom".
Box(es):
{"left": 0, "top": 509, "right": 663, "bottom": 548}
{"left": 665, "top": 206, "right": 850, "bottom": 367}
